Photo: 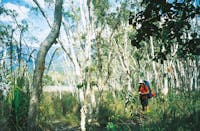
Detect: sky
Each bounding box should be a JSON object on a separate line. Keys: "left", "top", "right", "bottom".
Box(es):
{"left": 0, "top": 0, "right": 64, "bottom": 71}
{"left": 1, "top": 0, "right": 199, "bottom": 47}
{"left": 1, "top": 0, "right": 51, "bottom": 48}
{"left": 0, "top": 0, "right": 199, "bottom": 44}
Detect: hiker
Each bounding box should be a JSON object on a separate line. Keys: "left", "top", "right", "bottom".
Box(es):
{"left": 138, "top": 80, "right": 150, "bottom": 112}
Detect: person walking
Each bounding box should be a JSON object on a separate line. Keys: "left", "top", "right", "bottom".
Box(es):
{"left": 138, "top": 80, "right": 150, "bottom": 112}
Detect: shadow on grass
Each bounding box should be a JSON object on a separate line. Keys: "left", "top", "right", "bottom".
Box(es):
{"left": 138, "top": 110, "right": 200, "bottom": 131}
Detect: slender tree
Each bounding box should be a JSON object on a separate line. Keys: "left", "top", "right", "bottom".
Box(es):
{"left": 27, "top": 0, "right": 63, "bottom": 129}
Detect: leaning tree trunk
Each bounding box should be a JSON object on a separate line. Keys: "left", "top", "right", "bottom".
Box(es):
{"left": 27, "top": 0, "right": 63, "bottom": 130}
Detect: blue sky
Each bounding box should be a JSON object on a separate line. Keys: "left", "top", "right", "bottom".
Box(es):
{"left": 0, "top": 0, "right": 54, "bottom": 70}
{"left": 1, "top": 0, "right": 51, "bottom": 47}
{"left": 2, "top": 0, "right": 25, "bottom": 5}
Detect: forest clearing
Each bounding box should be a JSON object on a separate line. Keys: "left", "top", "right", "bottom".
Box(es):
{"left": 0, "top": 0, "right": 200, "bottom": 130}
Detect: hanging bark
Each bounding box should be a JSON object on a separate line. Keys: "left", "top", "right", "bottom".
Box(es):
{"left": 27, "top": 0, "right": 63, "bottom": 130}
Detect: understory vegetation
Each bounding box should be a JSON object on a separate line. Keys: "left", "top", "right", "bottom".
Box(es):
{"left": 1, "top": 88, "right": 199, "bottom": 130}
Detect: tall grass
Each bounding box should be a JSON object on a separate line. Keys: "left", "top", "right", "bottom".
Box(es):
{"left": 35, "top": 89, "right": 200, "bottom": 130}
{"left": 140, "top": 90, "right": 200, "bottom": 131}
{"left": 38, "top": 92, "right": 80, "bottom": 129}
{"left": 1, "top": 88, "right": 199, "bottom": 130}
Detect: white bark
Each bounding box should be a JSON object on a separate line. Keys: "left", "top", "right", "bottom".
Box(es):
{"left": 1, "top": 43, "right": 7, "bottom": 67}
{"left": 194, "top": 60, "right": 198, "bottom": 90}
{"left": 80, "top": 104, "right": 87, "bottom": 131}
{"left": 150, "top": 36, "right": 159, "bottom": 92}
{"left": 172, "top": 62, "right": 180, "bottom": 88}
{"left": 79, "top": 0, "right": 94, "bottom": 130}
{"left": 162, "top": 60, "right": 168, "bottom": 95}
{"left": 189, "top": 60, "right": 194, "bottom": 91}
{"left": 124, "top": 26, "right": 132, "bottom": 91}
{"left": 115, "top": 26, "right": 132, "bottom": 91}
{"left": 79, "top": 0, "right": 87, "bottom": 29}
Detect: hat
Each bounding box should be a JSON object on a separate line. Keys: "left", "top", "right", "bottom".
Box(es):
{"left": 139, "top": 80, "right": 144, "bottom": 84}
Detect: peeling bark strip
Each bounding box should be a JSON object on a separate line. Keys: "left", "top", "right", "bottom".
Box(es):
{"left": 27, "top": 0, "right": 63, "bottom": 130}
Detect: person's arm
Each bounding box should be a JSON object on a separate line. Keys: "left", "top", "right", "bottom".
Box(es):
{"left": 138, "top": 86, "right": 142, "bottom": 94}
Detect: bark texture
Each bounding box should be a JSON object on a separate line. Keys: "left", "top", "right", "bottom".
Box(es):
{"left": 27, "top": 0, "right": 63, "bottom": 130}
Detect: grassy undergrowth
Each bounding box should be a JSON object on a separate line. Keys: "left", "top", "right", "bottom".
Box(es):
{"left": 2, "top": 89, "right": 198, "bottom": 130}
{"left": 104, "top": 89, "right": 200, "bottom": 131}
{"left": 38, "top": 92, "right": 80, "bottom": 129}
{"left": 37, "top": 89, "right": 200, "bottom": 130}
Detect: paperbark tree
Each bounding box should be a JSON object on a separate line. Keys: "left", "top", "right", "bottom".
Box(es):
{"left": 27, "top": 0, "right": 63, "bottom": 129}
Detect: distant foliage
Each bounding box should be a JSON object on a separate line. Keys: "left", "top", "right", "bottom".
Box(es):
{"left": 43, "top": 74, "right": 56, "bottom": 86}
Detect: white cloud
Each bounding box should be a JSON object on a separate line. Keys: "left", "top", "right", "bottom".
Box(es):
{"left": 23, "top": 0, "right": 37, "bottom": 7}
{"left": 23, "top": 0, "right": 45, "bottom": 9}
{"left": 0, "top": 14, "right": 12, "bottom": 22}
{"left": 0, "top": 3, "right": 29, "bottom": 22}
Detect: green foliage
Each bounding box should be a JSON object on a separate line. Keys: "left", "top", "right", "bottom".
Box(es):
{"left": 38, "top": 92, "right": 80, "bottom": 128}
{"left": 43, "top": 74, "right": 56, "bottom": 86}
{"left": 141, "top": 90, "right": 200, "bottom": 131}
{"left": 130, "top": 0, "right": 200, "bottom": 59}
{"left": 106, "top": 13, "right": 119, "bottom": 29}
{"left": 63, "top": 10, "right": 80, "bottom": 22}
{"left": 105, "top": 1, "right": 130, "bottom": 29}
{"left": 76, "top": 80, "right": 87, "bottom": 89}
{"left": 2, "top": 88, "right": 197, "bottom": 130}
{"left": 76, "top": 79, "right": 98, "bottom": 89}
{"left": 118, "top": 2, "right": 130, "bottom": 22}
{"left": 101, "top": 90, "right": 200, "bottom": 130}
{"left": 93, "top": 0, "right": 110, "bottom": 25}
{"left": 7, "top": 76, "right": 30, "bottom": 130}
{"left": 97, "top": 92, "right": 130, "bottom": 128}
{"left": 60, "top": 93, "right": 79, "bottom": 116}
{"left": 39, "top": 94, "right": 55, "bottom": 122}
{"left": 106, "top": 122, "right": 118, "bottom": 131}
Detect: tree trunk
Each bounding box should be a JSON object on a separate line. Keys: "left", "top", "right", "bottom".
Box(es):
{"left": 17, "top": 28, "right": 24, "bottom": 73}
{"left": 150, "top": 36, "right": 160, "bottom": 92}
{"left": 27, "top": 0, "right": 63, "bottom": 130}
{"left": 9, "top": 29, "right": 14, "bottom": 73}
{"left": 79, "top": 88, "right": 86, "bottom": 131}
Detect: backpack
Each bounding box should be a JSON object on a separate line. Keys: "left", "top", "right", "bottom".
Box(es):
{"left": 144, "top": 80, "right": 152, "bottom": 98}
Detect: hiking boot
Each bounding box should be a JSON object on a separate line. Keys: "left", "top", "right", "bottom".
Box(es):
{"left": 146, "top": 106, "right": 150, "bottom": 113}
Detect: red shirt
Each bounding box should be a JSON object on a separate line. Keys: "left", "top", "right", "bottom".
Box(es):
{"left": 139, "top": 85, "right": 149, "bottom": 94}
{"left": 139, "top": 84, "right": 149, "bottom": 100}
